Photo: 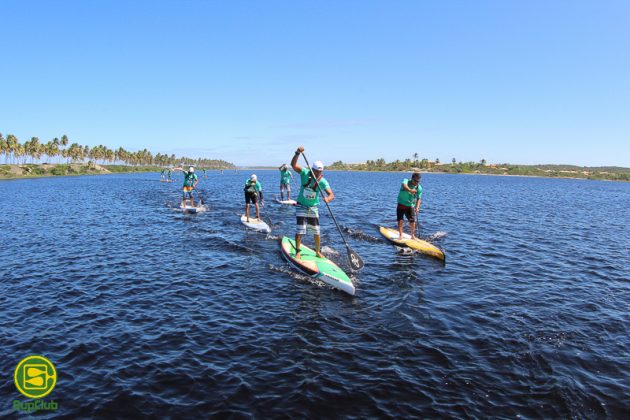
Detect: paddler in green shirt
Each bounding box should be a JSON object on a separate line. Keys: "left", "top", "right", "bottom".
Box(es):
{"left": 397, "top": 172, "right": 422, "bottom": 239}
{"left": 291, "top": 146, "right": 334, "bottom": 259}
{"left": 243, "top": 174, "right": 264, "bottom": 222}
{"left": 278, "top": 164, "right": 293, "bottom": 200}
{"left": 173, "top": 166, "right": 199, "bottom": 207}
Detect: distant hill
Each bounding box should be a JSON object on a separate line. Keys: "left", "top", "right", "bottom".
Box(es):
{"left": 327, "top": 160, "right": 630, "bottom": 182}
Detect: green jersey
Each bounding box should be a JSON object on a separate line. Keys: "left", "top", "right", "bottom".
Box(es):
{"left": 397, "top": 179, "right": 422, "bottom": 207}
{"left": 183, "top": 172, "right": 198, "bottom": 187}
{"left": 297, "top": 168, "right": 330, "bottom": 207}
{"left": 244, "top": 179, "right": 262, "bottom": 193}
{"left": 280, "top": 170, "right": 292, "bottom": 185}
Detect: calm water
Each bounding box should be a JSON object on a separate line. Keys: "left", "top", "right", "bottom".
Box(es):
{"left": 1, "top": 171, "right": 628, "bottom": 418}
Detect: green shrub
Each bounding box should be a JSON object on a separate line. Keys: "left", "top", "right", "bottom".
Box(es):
{"left": 51, "top": 165, "right": 69, "bottom": 176}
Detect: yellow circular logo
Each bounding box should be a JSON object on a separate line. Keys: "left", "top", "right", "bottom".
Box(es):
{"left": 14, "top": 355, "right": 57, "bottom": 399}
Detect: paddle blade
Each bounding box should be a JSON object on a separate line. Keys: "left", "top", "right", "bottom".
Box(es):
{"left": 347, "top": 248, "right": 364, "bottom": 270}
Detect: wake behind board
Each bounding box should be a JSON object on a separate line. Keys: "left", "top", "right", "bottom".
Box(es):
{"left": 180, "top": 204, "right": 206, "bottom": 213}
{"left": 240, "top": 215, "right": 271, "bottom": 233}
{"left": 276, "top": 198, "right": 297, "bottom": 206}
{"left": 379, "top": 226, "right": 445, "bottom": 261}
{"left": 280, "top": 236, "right": 355, "bottom": 295}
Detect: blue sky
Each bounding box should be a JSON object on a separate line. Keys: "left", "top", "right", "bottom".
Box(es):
{"left": 1, "top": 0, "right": 629, "bottom": 167}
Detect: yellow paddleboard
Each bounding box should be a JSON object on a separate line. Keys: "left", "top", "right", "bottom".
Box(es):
{"left": 379, "top": 226, "right": 445, "bottom": 261}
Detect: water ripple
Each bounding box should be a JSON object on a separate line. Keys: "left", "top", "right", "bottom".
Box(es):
{"left": 0, "top": 172, "right": 628, "bottom": 417}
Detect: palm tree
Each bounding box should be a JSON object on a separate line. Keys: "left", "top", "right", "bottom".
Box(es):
{"left": 413, "top": 152, "right": 419, "bottom": 167}
{"left": 44, "top": 140, "right": 58, "bottom": 163}
{"left": 481, "top": 158, "right": 486, "bottom": 166}
{"left": 452, "top": 158, "right": 456, "bottom": 165}
{"left": 89, "top": 145, "right": 99, "bottom": 164}
{"left": 0, "top": 133, "right": 6, "bottom": 164}
{"left": 15, "top": 142, "right": 25, "bottom": 164}
{"left": 7, "top": 134, "right": 19, "bottom": 164}
{"left": 61, "top": 135, "right": 69, "bottom": 163}
{"left": 435, "top": 158, "right": 440, "bottom": 165}
{"left": 22, "top": 138, "right": 31, "bottom": 162}
{"left": 67, "top": 143, "right": 84, "bottom": 163}
{"left": 52, "top": 137, "right": 60, "bottom": 163}
{"left": 29, "top": 137, "right": 41, "bottom": 163}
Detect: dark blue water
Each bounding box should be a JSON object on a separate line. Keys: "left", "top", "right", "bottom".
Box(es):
{"left": 1, "top": 171, "right": 628, "bottom": 417}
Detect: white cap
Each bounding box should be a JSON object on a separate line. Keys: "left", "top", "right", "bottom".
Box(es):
{"left": 312, "top": 161, "right": 324, "bottom": 171}
{"left": 250, "top": 174, "right": 257, "bottom": 181}
{"left": 189, "top": 166, "right": 195, "bottom": 172}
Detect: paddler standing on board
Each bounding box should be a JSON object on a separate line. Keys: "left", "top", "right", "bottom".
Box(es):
{"left": 173, "top": 165, "right": 199, "bottom": 207}
{"left": 278, "top": 163, "right": 293, "bottom": 201}
{"left": 244, "top": 174, "right": 264, "bottom": 222}
{"left": 397, "top": 172, "right": 422, "bottom": 240}
{"left": 291, "top": 146, "right": 334, "bottom": 259}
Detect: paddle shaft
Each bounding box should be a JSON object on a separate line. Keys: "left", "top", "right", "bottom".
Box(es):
{"left": 415, "top": 208, "right": 419, "bottom": 237}
{"left": 260, "top": 197, "right": 272, "bottom": 226}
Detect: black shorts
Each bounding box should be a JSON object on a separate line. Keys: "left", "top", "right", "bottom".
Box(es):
{"left": 245, "top": 191, "right": 258, "bottom": 204}
{"left": 396, "top": 204, "right": 415, "bottom": 222}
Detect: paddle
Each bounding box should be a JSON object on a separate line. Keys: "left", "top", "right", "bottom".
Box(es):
{"left": 259, "top": 195, "right": 272, "bottom": 228}
{"left": 264, "top": 213, "right": 273, "bottom": 230}
{"left": 300, "top": 152, "right": 364, "bottom": 271}
{"left": 414, "top": 208, "right": 419, "bottom": 238}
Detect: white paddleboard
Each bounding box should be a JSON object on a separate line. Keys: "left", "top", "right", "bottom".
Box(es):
{"left": 240, "top": 215, "right": 271, "bottom": 233}
{"left": 276, "top": 198, "right": 297, "bottom": 206}
{"left": 180, "top": 204, "right": 206, "bottom": 213}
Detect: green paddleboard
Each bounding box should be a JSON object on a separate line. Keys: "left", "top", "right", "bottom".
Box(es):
{"left": 280, "top": 237, "right": 355, "bottom": 295}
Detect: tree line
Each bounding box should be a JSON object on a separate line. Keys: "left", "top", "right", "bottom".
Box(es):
{"left": 0, "top": 133, "right": 234, "bottom": 168}
{"left": 329, "top": 153, "right": 457, "bottom": 171}
{"left": 327, "top": 154, "right": 630, "bottom": 181}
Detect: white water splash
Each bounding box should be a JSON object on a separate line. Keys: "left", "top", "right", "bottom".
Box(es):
{"left": 427, "top": 231, "right": 448, "bottom": 241}
{"left": 396, "top": 247, "right": 415, "bottom": 255}
{"left": 321, "top": 246, "right": 340, "bottom": 257}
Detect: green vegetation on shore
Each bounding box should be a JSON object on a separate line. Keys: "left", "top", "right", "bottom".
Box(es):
{"left": 0, "top": 163, "right": 178, "bottom": 179}
{"left": 0, "top": 132, "right": 234, "bottom": 169}
{"left": 328, "top": 158, "right": 630, "bottom": 182}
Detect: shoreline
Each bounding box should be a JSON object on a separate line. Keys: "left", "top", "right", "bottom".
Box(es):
{"left": 0, "top": 163, "right": 232, "bottom": 181}
{"left": 324, "top": 167, "right": 630, "bottom": 182}
{"left": 1, "top": 163, "right": 628, "bottom": 182}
